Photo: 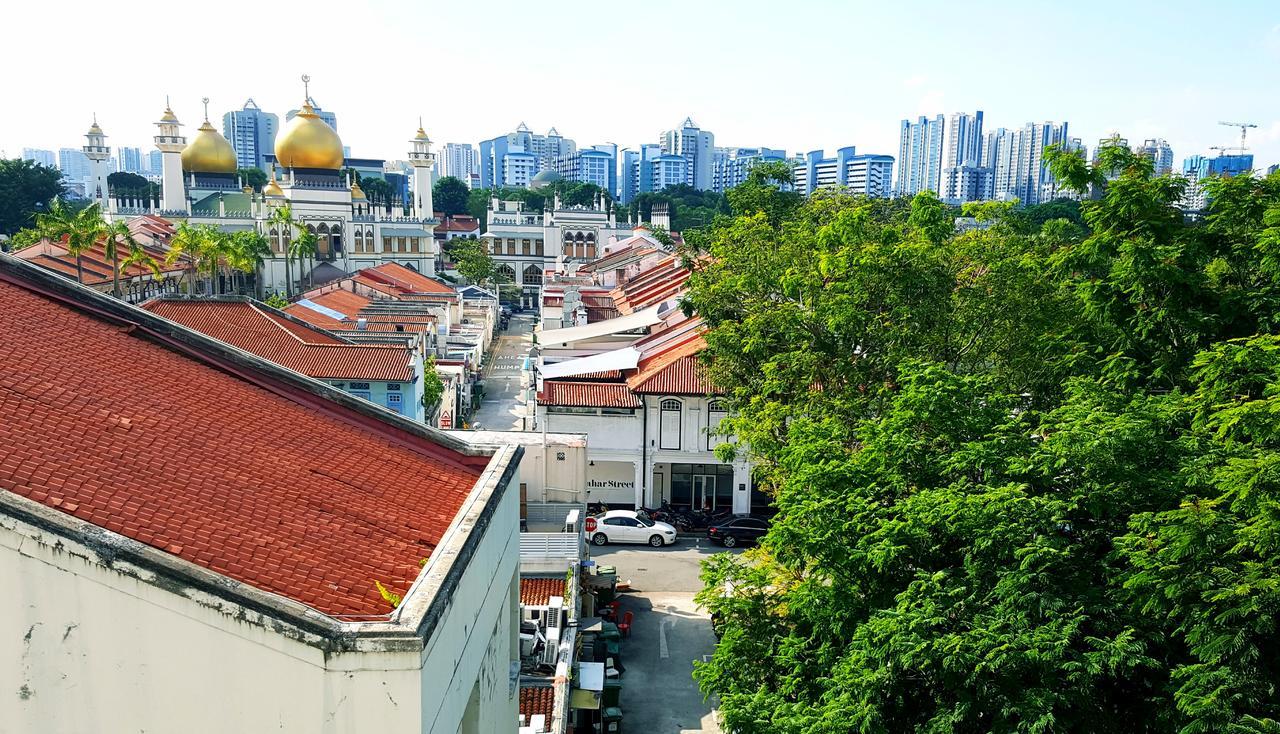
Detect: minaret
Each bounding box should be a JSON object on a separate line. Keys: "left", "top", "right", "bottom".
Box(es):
{"left": 408, "top": 118, "right": 435, "bottom": 220}
{"left": 154, "top": 98, "right": 187, "bottom": 212}
{"left": 82, "top": 115, "right": 111, "bottom": 209}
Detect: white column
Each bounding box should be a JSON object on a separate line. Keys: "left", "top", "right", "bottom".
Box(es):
{"left": 160, "top": 152, "right": 185, "bottom": 212}
{"left": 731, "top": 461, "right": 751, "bottom": 515}
{"left": 633, "top": 459, "right": 644, "bottom": 510}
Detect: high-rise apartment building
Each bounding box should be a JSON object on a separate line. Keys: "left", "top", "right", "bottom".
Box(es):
{"left": 619, "top": 145, "right": 687, "bottom": 203}
{"left": 792, "top": 148, "right": 894, "bottom": 198}
{"left": 437, "top": 143, "right": 477, "bottom": 185}
{"left": 22, "top": 149, "right": 56, "bottom": 168}
{"left": 896, "top": 114, "right": 945, "bottom": 197}
{"left": 940, "top": 111, "right": 991, "bottom": 203}
{"left": 659, "top": 118, "right": 715, "bottom": 190}
{"left": 116, "top": 146, "right": 144, "bottom": 174}
{"left": 983, "top": 121, "right": 1073, "bottom": 206}
{"left": 57, "top": 148, "right": 91, "bottom": 182}
{"left": 145, "top": 150, "right": 164, "bottom": 177}
{"left": 1135, "top": 138, "right": 1174, "bottom": 175}
{"left": 554, "top": 146, "right": 616, "bottom": 193}
{"left": 711, "top": 147, "right": 787, "bottom": 192}
{"left": 223, "top": 99, "right": 279, "bottom": 170}
{"left": 479, "top": 123, "right": 575, "bottom": 189}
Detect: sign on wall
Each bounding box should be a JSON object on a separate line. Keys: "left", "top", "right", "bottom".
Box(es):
{"left": 585, "top": 461, "right": 635, "bottom": 493}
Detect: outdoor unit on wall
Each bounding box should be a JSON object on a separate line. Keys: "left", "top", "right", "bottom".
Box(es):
{"left": 542, "top": 624, "right": 561, "bottom": 666}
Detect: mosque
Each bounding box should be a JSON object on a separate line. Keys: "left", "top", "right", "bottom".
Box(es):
{"left": 84, "top": 78, "right": 438, "bottom": 293}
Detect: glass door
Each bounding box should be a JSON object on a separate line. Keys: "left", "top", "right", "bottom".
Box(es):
{"left": 693, "top": 475, "right": 717, "bottom": 512}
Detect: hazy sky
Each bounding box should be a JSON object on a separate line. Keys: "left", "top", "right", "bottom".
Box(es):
{"left": 3, "top": 0, "right": 1279, "bottom": 170}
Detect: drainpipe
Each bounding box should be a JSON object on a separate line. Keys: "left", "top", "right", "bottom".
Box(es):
{"left": 640, "top": 395, "right": 647, "bottom": 510}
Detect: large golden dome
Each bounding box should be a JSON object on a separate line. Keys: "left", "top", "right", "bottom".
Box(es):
{"left": 275, "top": 102, "right": 344, "bottom": 170}
{"left": 181, "top": 120, "right": 238, "bottom": 173}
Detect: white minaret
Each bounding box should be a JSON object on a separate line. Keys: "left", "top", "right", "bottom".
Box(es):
{"left": 154, "top": 98, "right": 187, "bottom": 213}
{"left": 408, "top": 118, "right": 435, "bottom": 220}
{"left": 82, "top": 115, "right": 111, "bottom": 210}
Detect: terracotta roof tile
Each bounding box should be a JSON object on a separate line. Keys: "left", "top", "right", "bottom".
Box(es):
{"left": 520, "top": 577, "right": 566, "bottom": 606}
{"left": 537, "top": 381, "right": 641, "bottom": 408}
{"left": 143, "top": 299, "right": 415, "bottom": 382}
{"left": 0, "top": 267, "right": 484, "bottom": 617}
{"left": 628, "top": 334, "right": 716, "bottom": 395}
{"left": 519, "top": 686, "right": 555, "bottom": 722}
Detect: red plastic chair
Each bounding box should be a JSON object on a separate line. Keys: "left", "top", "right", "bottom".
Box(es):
{"left": 618, "top": 611, "right": 634, "bottom": 638}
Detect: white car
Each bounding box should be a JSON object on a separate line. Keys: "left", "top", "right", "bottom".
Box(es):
{"left": 590, "top": 510, "right": 678, "bottom": 547}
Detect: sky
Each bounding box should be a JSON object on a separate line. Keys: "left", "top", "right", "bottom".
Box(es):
{"left": 2, "top": 0, "right": 1279, "bottom": 171}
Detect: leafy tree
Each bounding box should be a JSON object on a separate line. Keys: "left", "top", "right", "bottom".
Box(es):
{"left": 0, "top": 158, "right": 63, "bottom": 235}
{"left": 291, "top": 229, "right": 319, "bottom": 291}
{"left": 263, "top": 292, "right": 290, "bottom": 310}
{"left": 360, "top": 177, "right": 396, "bottom": 211}
{"left": 448, "top": 236, "right": 495, "bottom": 285}
{"left": 421, "top": 355, "right": 445, "bottom": 414}
{"left": 433, "top": 176, "right": 470, "bottom": 216}
{"left": 166, "top": 222, "right": 222, "bottom": 295}
{"left": 238, "top": 167, "right": 268, "bottom": 193}
{"left": 107, "top": 171, "right": 150, "bottom": 194}
{"left": 690, "top": 147, "right": 1280, "bottom": 732}
{"left": 227, "top": 230, "right": 271, "bottom": 296}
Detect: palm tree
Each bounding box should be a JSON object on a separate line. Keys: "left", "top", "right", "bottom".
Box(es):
{"left": 227, "top": 230, "right": 271, "bottom": 297}
{"left": 37, "top": 200, "right": 106, "bottom": 284}
{"left": 167, "top": 221, "right": 204, "bottom": 295}
{"left": 290, "top": 229, "right": 319, "bottom": 294}
{"left": 119, "top": 239, "right": 162, "bottom": 301}
{"left": 102, "top": 220, "right": 143, "bottom": 298}
{"left": 167, "top": 222, "right": 222, "bottom": 296}
{"left": 267, "top": 204, "right": 298, "bottom": 297}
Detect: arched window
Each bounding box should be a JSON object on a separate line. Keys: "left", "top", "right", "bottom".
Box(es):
{"left": 659, "top": 398, "right": 682, "bottom": 450}
{"left": 707, "top": 399, "right": 728, "bottom": 450}
{"left": 316, "top": 223, "right": 331, "bottom": 255}
{"left": 497, "top": 264, "right": 516, "bottom": 283}
{"left": 523, "top": 265, "right": 542, "bottom": 285}
{"left": 269, "top": 228, "right": 281, "bottom": 254}
{"left": 354, "top": 229, "right": 364, "bottom": 253}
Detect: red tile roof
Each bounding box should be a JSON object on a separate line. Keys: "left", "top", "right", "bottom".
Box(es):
{"left": 519, "top": 686, "right": 555, "bottom": 722}
{"left": 611, "top": 256, "right": 689, "bottom": 314}
{"left": 537, "top": 381, "right": 641, "bottom": 408}
{"left": 143, "top": 299, "right": 415, "bottom": 382}
{"left": 360, "top": 262, "right": 457, "bottom": 296}
{"left": 628, "top": 334, "right": 716, "bottom": 395}
{"left": 520, "top": 577, "right": 566, "bottom": 606}
{"left": 14, "top": 235, "right": 186, "bottom": 287}
{"left": 0, "top": 263, "right": 486, "bottom": 617}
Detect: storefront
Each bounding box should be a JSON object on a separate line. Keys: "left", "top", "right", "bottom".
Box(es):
{"left": 667, "top": 463, "right": 735, "bottom": 512}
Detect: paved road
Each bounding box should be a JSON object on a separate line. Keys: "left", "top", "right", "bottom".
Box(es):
{"left": 471, "top": 314, "right": 533, "bottom": 431}
{"left": 592, "top": 538, "right": 743, "bottom": 733}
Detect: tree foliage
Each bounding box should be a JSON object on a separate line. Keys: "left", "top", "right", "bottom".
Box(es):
{"left": 433, "top": 176, "right": 471, "bottom": 216}
{"left": 238, "top": 167, "right": 268, "bottom": 193}
{"left": 447, "top": 236, "right": 495, "bottom": 285}
{"left": 690, "top": 156, "right": 1280, "bottom": 732}
{"left": 0, "top": 158, "right": 64, "bottom": 235}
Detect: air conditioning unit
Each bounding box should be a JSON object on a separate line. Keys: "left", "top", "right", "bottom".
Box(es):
{"left": 541, "top": 625, "right": 561, "bottom": 666}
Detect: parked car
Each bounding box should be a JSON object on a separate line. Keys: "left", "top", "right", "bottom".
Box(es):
{"left": 706, "top": 515, "right": 770, "bottom": 547}
{"left": 500, "top": 305, "right": 512, "bottom": 318}
{"left": 590, "top": 510, "right": 678, "bottom": 547}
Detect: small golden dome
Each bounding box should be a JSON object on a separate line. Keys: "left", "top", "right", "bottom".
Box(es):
{"left": 181, "top": 120, "right": 238, "bottom": 173}
{"left": 263, "top": 170, "right": 284, "bottom": 197}
{"left": 159, "top": 106, "right": 179, "bottom": 124}
{"left": 87, "top": 122, "right": 104, "bottom": 136}
{"left": 414, "top": 126, "right": 430, "bottom": 141}
{"left": 275, "top": 102, "right": 344, "bottom": 170}
{"left": 350, "top": 181, "right": 367, "bottom": 200}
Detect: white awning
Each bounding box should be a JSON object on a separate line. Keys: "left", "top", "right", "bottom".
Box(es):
{"left": 540, "top": 347, "right": 640, "bottom": 379}
{"left": 537, "top": 304, "right": 662, "bottom": 347}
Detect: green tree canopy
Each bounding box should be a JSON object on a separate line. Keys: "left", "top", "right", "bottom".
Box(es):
{"left": 433, "top": 176, "right": 471, "bottom": 216}
{"left": 447, "top": 236, "right": 495, "bottom": 285}
{"left": 238, "top": 167, "right": 268, "bottom": 192}
{"left": 107, "top": 171, "right": 151, "bottom": 194}
{"left": 0, "top": 158, "right": 64, "bottom": 235}
{"left": 691, "top": 155, "right": 1280, "bottom": 732}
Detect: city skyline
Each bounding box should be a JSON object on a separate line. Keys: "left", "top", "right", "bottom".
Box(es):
{"left": 3, "top": 0, "right": 1279, "bottom": 171}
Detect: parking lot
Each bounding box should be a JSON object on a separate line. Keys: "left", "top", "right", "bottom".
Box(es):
{"left": 591, "top": 537, "right": 743, "bottom": 733}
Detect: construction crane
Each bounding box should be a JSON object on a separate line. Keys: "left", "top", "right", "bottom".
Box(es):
{"left": 1219, "top": 121, "right": 1258, "bottom": 152}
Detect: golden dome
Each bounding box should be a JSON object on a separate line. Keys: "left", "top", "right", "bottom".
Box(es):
{"left": 263, "top": 169, "right": 284, "bottom": 197}
{"left": 159, "top": 106, "right": 179, "bottom": 123}
{"left": 275, "top": 102, "right": 344, "bottom": 170}
{"left": 414, "top": 126, "right": 430, "bottom": 141}
{"left": 181, "top": 120, "right": 238, "bottom": 173}
{"left": 350, "top": 181, "right": 366, "bottom": 200}
{"left": 87, "top": 122, "right": 104, "bottom": 136}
